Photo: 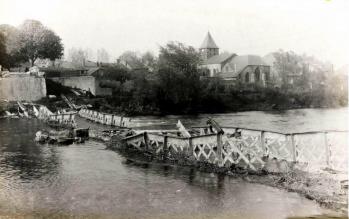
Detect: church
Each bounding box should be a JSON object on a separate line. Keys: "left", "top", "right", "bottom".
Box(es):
{"left": 199, "top": 32, "right": 271, "bottom": 87}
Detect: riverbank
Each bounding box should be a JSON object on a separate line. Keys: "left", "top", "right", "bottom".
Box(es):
{"left": 40, "top": 78, "right": 349, "bottom": 116}
{"left": 241, "top": 170, "right": 348, "bottom": 215}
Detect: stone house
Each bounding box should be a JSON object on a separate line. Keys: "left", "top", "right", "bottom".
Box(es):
{"left": 199, "top": 32, "right": 271, "bottom": 87}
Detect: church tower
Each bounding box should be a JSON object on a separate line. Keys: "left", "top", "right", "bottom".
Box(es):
{"left": 199, "top": 32, "right": 219, "bottom": 61}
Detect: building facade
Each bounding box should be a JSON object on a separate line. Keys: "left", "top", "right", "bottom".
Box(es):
{"left": 199, "top": 32, "right": 271, "bottom": 87}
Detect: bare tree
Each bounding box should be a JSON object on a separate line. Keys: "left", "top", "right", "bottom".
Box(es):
{"left": 67, "top": 47, "right": 90, "bottom": 66}
{"left": 97, "top": 48, "right": 110, "bottom": 63}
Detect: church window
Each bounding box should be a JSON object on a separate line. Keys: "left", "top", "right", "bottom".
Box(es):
{"left": 254, "top": 67, "right": 260, "bottom": 82}
{"left": 245, "top": 72, "right": 250, "bottom": 83}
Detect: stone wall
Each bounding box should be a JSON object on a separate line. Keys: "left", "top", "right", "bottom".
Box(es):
{"left": 50, "top": 76, "right": 96, "bottom": 95}
{"left": 50, "top": 76, "right": 112, "bottom": 96}
{"left": 0, "top": 76, "right": 47, "bottom": 101}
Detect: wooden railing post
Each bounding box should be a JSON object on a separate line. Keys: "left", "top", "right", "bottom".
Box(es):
{"left": 217, "top": 133, "right": 223, "bottom": 167}
{"left": 143, "top": 132, "right": 149, "bottom": 151}
{"left": 188, "top": 137, "right": 193, "bottom": 157}
{"left": 111, "top": 114, "right": 115, "bottom": 126}
{"left": 163, "top": 135, "right": 168, "bottom": 160}
{"left": 120, "top": 116, "right": 124, "bottom": 127}
{"left": 324, "top": 132, "right": 330, "bottom": 167}
{"left": 290, "top": 134, "right": 296, "bottom": 162}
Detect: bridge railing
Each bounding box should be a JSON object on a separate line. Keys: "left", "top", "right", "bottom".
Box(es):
{"left": 78, "top": 109, "right": 133, "bottom": 127}
{"left": 123, "top": 127, "right": 348, "bottom": 173}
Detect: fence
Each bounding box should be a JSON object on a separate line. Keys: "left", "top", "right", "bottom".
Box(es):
{"left": 48, "top": 113, "right": 76, "bottom": 124}
{"left": 123, "top": 127, "right": 348, "bottom": 173}
{"left": 79, "top": 109, "right": 133, "bottom": 127}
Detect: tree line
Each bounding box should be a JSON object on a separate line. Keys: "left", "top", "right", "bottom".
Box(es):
{"left": 93, "top": 43, "right": 347, "bottom": 115}
{"left": 1, "top": 19, "right": 346, "bottom": 115}
{"left": 0, "top": 20, "right": 64, "bottom": 69}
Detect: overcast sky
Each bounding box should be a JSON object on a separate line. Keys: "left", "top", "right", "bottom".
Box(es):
{"left": 0, "top": 0, "right": 348, "bottom": 67}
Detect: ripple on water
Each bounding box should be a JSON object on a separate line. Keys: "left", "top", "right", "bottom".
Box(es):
{"left": 0, "top": 116, "right": 340, "bottom": 218}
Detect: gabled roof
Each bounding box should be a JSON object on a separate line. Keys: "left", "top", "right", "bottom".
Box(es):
{"left": 226, "top": 55, "right": 268, "bottom": 73}
{"left": 84, "top": 60, "right": 98, "bottom": 68}
{"left": 218, "top": 55, "right": 269, "bottom": 78}
{"left": 55, "top": 61, "right": 80, "bottom": 69}
{"left": 200, "top": 32, "right": 219, "bottom": 49}
{"left": 87, "top": 67, "right": 101, "bottom": 75}
{"left": 203, "top": 53, "right": 235, "bottom": 65}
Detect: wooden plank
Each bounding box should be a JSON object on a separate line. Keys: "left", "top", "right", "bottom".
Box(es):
{"left": 176, "top": 120, "right": 191, "bottom": 137}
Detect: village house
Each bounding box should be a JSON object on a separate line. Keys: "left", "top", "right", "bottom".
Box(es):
{"left": 199, "top": 32, "right": 272, "bottom": 87}
{"left": 40, "top": 60, "right": 112, "bottom": 96}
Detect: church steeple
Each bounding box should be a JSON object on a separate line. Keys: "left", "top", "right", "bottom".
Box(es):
{"left": 199, "top": 32, "right": 219, "bottom": 60}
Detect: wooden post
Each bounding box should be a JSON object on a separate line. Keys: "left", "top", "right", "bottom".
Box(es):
{"left": 324, "top": 132, "right": 330, "bottom": 167}
{"left": 290, "top": 134, "right": 297, "bottom": 162}
{"left": 143, "top": 132, "right": 149, "bottom": 151}
{"left": 163, "top": 135, "right": 168, "bottom": 160}
{"left": 188, "top": 137, "right": 193, "bottom": 157}
{"left": 217, "top": 133, "right": 223, "bottom": 167}
{"left": 120, "top": 116, "right": 123, "bottom": 127}
{"left": 111, "top": 114, "right": 115, "bottom": 126}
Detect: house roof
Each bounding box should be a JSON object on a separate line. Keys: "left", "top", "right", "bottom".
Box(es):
{"left": 226, "top": 55, "right": 268, "bottom": 73}
{"left": 84, "top": 60, "right": 98, "bottom": 68}
{"left": 55, "top": 61, "right": 82, "bottom": 69}
{"left": 203, "top": 53, "right": 235, "bottom": 65}
{"left": 200, "top": 32, "right": 219, "bottom": 49}
{"left": 87, "top": 67, "right": 100, "bottom": 75}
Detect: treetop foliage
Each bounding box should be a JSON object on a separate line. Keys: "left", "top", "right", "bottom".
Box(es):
{"left": 0, "top": 19, "right": 64, "bottom": 68}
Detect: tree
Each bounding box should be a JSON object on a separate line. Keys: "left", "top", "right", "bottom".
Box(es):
{"left": 97, "top": 48, "right": 110, "bottom": 63}
{"left": 118, "top": 51, "right": 143, "bottom": 69}
{"left": 0, "top": 32, "right": 7, "bottom": 68}
{"left": 0, "top": 24, "right": 21, "bottom": 68}
{"left": 16, "top": 20, "right": 64, "bottom": 66}
{"left": 141, "top": 51, "right": 158, "bottom": 71}
{"left": 156, "top": 42, "right": 202, "bottom": 113}
{"left": 67, "top": 47, "right": 90, "bottom": 66}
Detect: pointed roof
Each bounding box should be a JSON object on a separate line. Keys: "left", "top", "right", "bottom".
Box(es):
{"left": 200, "top": 32, "right": 219, "bottom": 49}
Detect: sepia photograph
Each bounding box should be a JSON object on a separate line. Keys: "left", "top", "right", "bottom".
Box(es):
{"left": 0, "top": 0, "right": 348, "bottom": 218}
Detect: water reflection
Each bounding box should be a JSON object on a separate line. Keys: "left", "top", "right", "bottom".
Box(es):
{"left": 0, "top": 115, "right": 338, "bottom": 218}
{"left": 0, "top": 119, "right": 60, "bottom": 182}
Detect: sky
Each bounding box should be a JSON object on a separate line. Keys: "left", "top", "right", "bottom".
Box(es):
{"left": 0, "top": 0, "right": 348, "bottom": 68}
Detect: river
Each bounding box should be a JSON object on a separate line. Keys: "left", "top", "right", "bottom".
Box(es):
{"left": 1, "top": 108, "right": 346, "bottom": 218}
{"left": 129, "top": 107, "right": 348, "bottom": 132}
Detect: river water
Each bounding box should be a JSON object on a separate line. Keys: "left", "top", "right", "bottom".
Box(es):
{"left": 129, "top": 107, "right": 348, "bottom": 132}
{"left": 0, "top": 108, "right": 346, "bottom": 218}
